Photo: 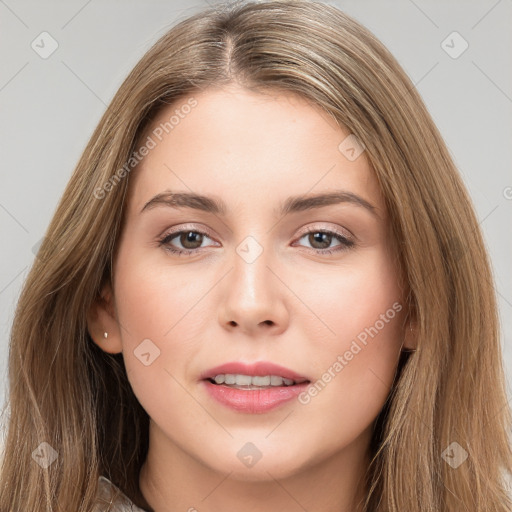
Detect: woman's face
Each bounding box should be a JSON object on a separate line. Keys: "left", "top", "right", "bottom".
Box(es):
{"left": 107, "top": 85, "right": 408, "bottom": 482}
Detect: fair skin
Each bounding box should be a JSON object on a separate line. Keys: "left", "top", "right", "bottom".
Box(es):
{"left": 88, "top": 84, "right": 416, "bottom": 512}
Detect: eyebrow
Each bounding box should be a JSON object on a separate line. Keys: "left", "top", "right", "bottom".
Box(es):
{"left": 140, "top": 189, "right": 378, "bottom": 218}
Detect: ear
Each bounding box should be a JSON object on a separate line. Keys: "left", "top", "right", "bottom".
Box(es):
{"left": 87, "top": 282, "right": 123, "bottom": 354}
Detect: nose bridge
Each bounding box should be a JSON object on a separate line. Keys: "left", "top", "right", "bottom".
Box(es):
{"left": 232, "top": 233, "right": 274, "bottom": 303}
{"left": 218, "top": 232, "right": 288, "bottom": 333}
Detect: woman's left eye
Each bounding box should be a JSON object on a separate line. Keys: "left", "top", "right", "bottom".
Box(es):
{"left": 294, "top": 229, "right": 355, "bottom": 254}
{"left": 158, "top": 228, "right": 354, "bottom": 257}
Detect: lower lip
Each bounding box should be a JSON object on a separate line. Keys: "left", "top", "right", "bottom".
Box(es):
{"left": 202, "top": 380, "right": 310, "bottom": 413}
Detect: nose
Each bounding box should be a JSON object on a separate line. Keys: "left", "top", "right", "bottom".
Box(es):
{"left": 217, "top": 242, "right": 289, "bottom": 337}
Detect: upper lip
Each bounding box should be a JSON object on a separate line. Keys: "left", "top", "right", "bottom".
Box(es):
{"left": 200, "top": 361, "right": 310, "bottom": 383}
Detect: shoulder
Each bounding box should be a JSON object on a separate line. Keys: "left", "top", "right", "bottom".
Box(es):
{"left": 94, "top": 476, "right": 148, "bottom": 512}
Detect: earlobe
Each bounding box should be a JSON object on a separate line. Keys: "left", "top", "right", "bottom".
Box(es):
{"left": 87, "top": 283, "right": 123, "bottom": 354}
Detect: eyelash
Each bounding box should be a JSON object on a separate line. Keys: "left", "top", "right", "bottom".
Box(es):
{"left": 157, "top": 226, "right": 355, "bottom": 257}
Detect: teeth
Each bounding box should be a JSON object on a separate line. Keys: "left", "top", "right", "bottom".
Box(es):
{"left": 224, "top": 374, "right": 236, "bottom": 385}
{"left": 214, "top": 375, "right": 226, "bottom": 384}
{"left": 252, "top": 376, "right": 270, "bottom": 386}
{"left": 212, "top": 374, "right": 296, "bottom": 387}
{"left": 236, "top": 374, "right": 252, "bottom": 386}
{"left": 270, "top": 375, "right": 282, "bottom": 386}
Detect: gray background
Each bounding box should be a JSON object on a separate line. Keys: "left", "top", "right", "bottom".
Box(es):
{"left": 1, "top": 0, "right": 511, "bottom": 449}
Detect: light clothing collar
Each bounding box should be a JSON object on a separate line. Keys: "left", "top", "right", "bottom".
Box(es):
{"left": 94, "top": 476, "right": 148, "bottom": 512}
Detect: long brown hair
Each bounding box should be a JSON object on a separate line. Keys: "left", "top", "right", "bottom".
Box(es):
{"left": 1, "top": 1, "right": 511, "bottom": 510}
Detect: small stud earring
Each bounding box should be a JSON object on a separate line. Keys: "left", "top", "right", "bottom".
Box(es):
{"left": 103, "top": 332, "right": 108, "bottom": 339}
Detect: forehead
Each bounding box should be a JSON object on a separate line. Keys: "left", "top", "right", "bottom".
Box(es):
{"left": 126, "top": 85, "right": 386, "bottom": 218}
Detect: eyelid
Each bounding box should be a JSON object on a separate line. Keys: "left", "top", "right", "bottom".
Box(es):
{"left": 159, "top": 222, "right": 354, "bottom": 244}
{"left": 295, "top": 222, "right": 354, "bottom": 241}
{"left": 160, "top": 223, "right": 217, "bottom": 240}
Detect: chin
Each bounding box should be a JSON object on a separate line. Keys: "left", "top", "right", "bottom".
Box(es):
{"left": 200, "top": 444, "right": 313, "bottom": 482}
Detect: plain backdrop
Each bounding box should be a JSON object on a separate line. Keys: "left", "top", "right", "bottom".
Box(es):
{"left": 0, "top": 0, "right": 511, "bottom": 446}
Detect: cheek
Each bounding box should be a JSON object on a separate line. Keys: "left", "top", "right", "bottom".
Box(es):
{"left": 114, "top": 243, "right": 211, "bottom": 342}
{"left": 113, "top": 247, "right": 212, "bottom": 411}
{"left": 293, "top": 250, "right": 404, "bottom": 438}
{"left": 294, "top": 247, "right": 403, "bottom": 353}
{"left": 292, "top": 251, "right": 404, "bottom": 394}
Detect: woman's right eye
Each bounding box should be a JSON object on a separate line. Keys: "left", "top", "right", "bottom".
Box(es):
{"left": 158, "top": 229, "right": 216, "bottom": 256}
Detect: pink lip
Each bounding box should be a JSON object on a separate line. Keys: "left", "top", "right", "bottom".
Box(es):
{"left": 200, "top": 361, "right": 310, "bottom": 414}
{"left": 202, "top": 380, "right": 310, "bottom": 413}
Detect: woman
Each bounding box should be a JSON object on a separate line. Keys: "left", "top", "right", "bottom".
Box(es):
{"left": 1, "top": 0, "right": 511, "bottom": 510}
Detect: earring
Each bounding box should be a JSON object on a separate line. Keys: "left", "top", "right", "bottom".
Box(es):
{"left": 103, "top": 332, "right": 108, "bottom": 339}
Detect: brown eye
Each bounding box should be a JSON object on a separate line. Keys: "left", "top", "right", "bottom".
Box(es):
{"left": 295, "top": 229, "right": 355, "bottom": 255}
{"left": 178, "top": 231, "right": 204, "bottom": 249}
{"left": 158, "top": 228, "right": 217, "bottom": 257}
{"left": 307, "top": 232, "right": 334, "bottom": 250}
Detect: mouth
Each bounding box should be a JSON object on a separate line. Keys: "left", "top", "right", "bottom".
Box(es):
{"left": 200, "top": 360, "right": 310, "bottom": 387}
{"left": 206, "top": 373, "right": 309, "bottom": 389}
{"left": 200, "top": 361, "right": 311, "bottom": 413}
